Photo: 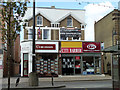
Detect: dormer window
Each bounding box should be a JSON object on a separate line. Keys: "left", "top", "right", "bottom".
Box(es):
{"left": 37, "top": 16, "right": 43, "bottom": 26}
{"left": 67, "top": 17, "right": 73, "bottom": 27}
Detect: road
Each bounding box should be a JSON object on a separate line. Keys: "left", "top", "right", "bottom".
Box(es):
{"left": 2, "top": 80, "right": 112, "bottom": 90}
{"left": 57, "top": 80, "right": 112, "bottom": 88}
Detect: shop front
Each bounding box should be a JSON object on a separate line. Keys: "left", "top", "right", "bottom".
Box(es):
{"left": 21, "top": 41, "right": 59, "bottom": 77}
{"left": 35, "top": 42, "right": 59, "bottom": 77}
{"left": 60, "top": 41, "right": 101, "bottom": 75}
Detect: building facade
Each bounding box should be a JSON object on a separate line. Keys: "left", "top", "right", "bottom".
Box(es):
{"left": 95, "top": 9, "right": 120, "bottom": 89}
{"left": 95, "top": 9, "right": 120, "bottom": 75}
{"left": 3, "top": 35, "right": 21, "bottom": 77}
{"left": 21, "top": 6, "right": 101, "bottom": 77}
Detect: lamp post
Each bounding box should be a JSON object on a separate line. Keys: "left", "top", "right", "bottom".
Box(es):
{"left": 29, "top": 0, "right": 38, "bottom": 86}
{"left": 32, "top": 0, "right": 36, "bottom": 73}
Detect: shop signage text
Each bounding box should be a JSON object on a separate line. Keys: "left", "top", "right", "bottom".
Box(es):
{"left": 61, "top": 48, "right": 82, "bottom": 53}
{"left": 36, "top": 44, "right": 56, "bottom": 50}
{"left": 83, "top": 42, "right": 101, "bottom": 53}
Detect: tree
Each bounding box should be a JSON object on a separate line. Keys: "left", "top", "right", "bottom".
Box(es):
{"left": 0, "top": 0, "right": 29, "bottom": 89}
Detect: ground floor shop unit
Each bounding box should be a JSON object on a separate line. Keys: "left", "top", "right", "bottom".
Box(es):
{"left": 21, "top": 41, "right": 102, "bottom": 77}
{"left": 21, "top": 41, "right": 59, "bottom": 77}
{"left": 61, "top": 53, "right": 101, "bottom": 75}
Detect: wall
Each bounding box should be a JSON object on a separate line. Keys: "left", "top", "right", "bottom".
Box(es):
{"left": 94, "top": 10, "right": 116, "bottom": 74}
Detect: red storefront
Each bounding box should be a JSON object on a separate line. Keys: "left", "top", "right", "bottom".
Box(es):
{"left": 60, "top": 41, "right": 101, "bottom": 75}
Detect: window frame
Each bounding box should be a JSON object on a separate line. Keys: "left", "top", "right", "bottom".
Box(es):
{"left": 67, "top": 17, "right": 73, "bottom": 27}
{"left": 37, "top": 16, "right": 43, "bottom": 26}
{"left": 28, "top": 29, "right": 33, "bottom": 40}
{"left": 42, "top": 29, "right": 51, "bottom": 40}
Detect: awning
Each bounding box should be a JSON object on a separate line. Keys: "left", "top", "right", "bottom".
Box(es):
{"left": 102, "top": 45, "right": 120, "bottom": 53}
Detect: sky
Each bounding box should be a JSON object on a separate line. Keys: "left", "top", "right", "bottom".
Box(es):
{"left": 22, "top": 0, "right": 119, "bottom": 41}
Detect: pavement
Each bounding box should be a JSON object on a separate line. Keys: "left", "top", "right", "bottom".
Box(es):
{"left": 1, "top": 74, "right": 112, "bottom": 89}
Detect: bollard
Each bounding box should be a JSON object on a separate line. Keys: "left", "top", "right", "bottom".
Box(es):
{"left": 51, "top": 73, "right": 55, "bottom": 86}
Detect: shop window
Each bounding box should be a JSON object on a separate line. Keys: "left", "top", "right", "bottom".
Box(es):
{"left": 35, "top": 54, "right": 58, "bottom": 76}
{"left": 37, "top": 16, "right": 43, "bottom": 26}
{"left": 62, "top": 57, "right": 74, "bottom": 75}
{"left": 43, "top": 29, "right": 50, "bottom": 40}
{"left": 67, "top": 17, "right": 73, "bottom": 27}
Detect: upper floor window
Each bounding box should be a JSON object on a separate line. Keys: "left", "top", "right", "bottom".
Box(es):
{"left": 51, "top": 23, "right": 59, "bottom": 27}
{"left": 43, "top": 29, "right": 50, "bottom": 40}
{"left": 81, "top": 24, "right": 86, "bottom": 30}
{"left": 67, "top": 17, "right": 73, "bottom": 27}
{"left": 28, "top": 29, "right": 33, "bottom": 39}
{"left": 37, "top": 16, "right": 43, "bottom": 26}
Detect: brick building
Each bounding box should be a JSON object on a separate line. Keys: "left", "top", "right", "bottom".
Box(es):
{"left": 3, "top": 34, "right": 20, "bottom": 77}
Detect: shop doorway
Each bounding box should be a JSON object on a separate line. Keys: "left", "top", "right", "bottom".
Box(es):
{"left": 75, "top": 56, "right": 81, "bottom": 74}
{"left": 83, "top": 56, "right": 94, "bottom": 75}
{"left": 23, "top": 53, "right": 28, "bottom": 77}
{"left": 95, "top": 57, "right": 101, "bottom": 74}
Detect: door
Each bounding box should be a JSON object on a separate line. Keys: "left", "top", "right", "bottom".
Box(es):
{"left": 94, "top": 57, "right": 101, "bottom": 74}
{"left": 75, "top": 56, "right": 81, "bottom": 74}
{"left": 23, "top": 53, "right": 28, "bottom": 77}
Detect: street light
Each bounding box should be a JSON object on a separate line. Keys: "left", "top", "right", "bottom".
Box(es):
{"left": 29, "top": 0, "right": 38, "bottom": 86}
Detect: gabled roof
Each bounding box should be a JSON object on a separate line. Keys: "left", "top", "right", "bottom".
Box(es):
{"left": 23, "top": 7, "right": 86, "bottom": 25}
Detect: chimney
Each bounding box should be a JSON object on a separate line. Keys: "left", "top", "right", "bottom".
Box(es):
{"left": 51, "top": 6, "right": 55, "bottom": 9}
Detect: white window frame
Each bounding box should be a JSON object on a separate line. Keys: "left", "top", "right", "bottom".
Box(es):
{"left": 67, "top": 17, "right": 73, "bottom": 27}
{"left": 51, "top": 23, "right": 60, "bottom": 28}
{"left": 37, "top": 16, "right": 43, "bottom": 26}
{"left": 81, "top": 24, "right": 85, "bottom": 30}
{"left": 42, "top": 29, "right": 51, "bottom": 40}
{"left": 28, "top": 29, "right": 33, "bottom": 40}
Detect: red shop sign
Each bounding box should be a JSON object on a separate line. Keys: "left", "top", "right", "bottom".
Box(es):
{"left": 61, "top": 48, "right": 82, "bottom": 53}
{"left": 82, "top": 42, "right": 101, "bottom": 53}
{"left": 35, "top": 44, "right": 56, "bottom": 50}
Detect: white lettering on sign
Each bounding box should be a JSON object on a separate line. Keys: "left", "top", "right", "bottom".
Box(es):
{"left": 61, "top": 48, "right": 82, "bottom": 53}
{"left": 87, "top": 44, "right": 96, "bottom": 50}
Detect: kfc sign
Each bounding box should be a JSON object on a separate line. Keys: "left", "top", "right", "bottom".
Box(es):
{"left": 83, "top": 42, "right": 101, "bottom": 53}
